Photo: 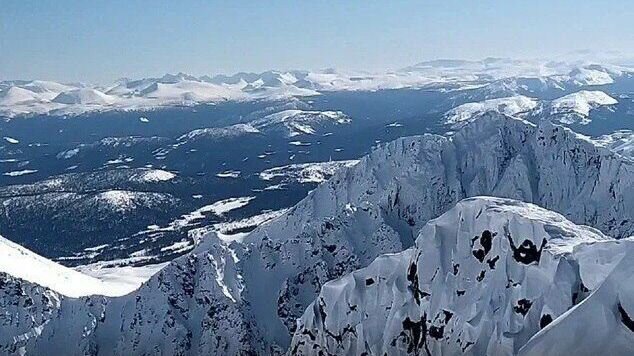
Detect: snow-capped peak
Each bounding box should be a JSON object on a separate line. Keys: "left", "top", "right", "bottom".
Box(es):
{"left": 549, "top": 90, "right": 618, "bottom": 125}
{"left": 1, "top": 56, "right": 630, "bottom": 118}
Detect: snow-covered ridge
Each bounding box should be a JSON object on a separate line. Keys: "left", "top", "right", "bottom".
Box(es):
{"left": 93, "top": 190, "right": 174, "bottom": 212}
{"left": 443, "top": 89, "right": 619, "bottom": 127}
{"left": 56, "top": 135, "right": 170, "bottom": 160}
{"left": 177, "top": 123, "right": 260, "bottom": 142}
{"left": 519, "top": 244, "right": 634, "bottom": 355}
{"left": 52, "top": 88, "right": 116, "bottom": 105}
{"left": 201, "top": 196, "right": 255, "bottom": 216}
{"left": 0, "top": 234, "right": 148, "bottom": 298}
{"left": 1, "top": 114, "right": 633, "bottom": 354}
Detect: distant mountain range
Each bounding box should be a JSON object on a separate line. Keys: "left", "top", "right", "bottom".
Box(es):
{"left": 1, "top": 56, "right": 633, "bottom": 118}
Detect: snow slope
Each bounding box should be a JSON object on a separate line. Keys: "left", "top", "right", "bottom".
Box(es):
{"left": 519, "top": 244, "right": 634, "bottom": 356}
{"left": 0, "top": 234, "right": 144, "bottom": 298}
{"left": 0, "top": 86, "right": 44, "bottom": 105}
{"left": 52, "top": 88, "right": 116, "bottom": 105}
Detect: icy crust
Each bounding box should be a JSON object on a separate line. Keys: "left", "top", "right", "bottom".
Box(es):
{"left": 289, "top": 197, "right": 625, "bottom": 355}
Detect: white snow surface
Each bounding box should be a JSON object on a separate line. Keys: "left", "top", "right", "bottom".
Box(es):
{"left": 177, "top": 123, "right": 260, "bottom": 142}
{"left": 216, "top": 170, "right": 241, "bottom": 178}
{"left": 3, "top": 169, "right": 37, "bottom": 177}
{"left": 92, "top": 190, "right": 175, "bottom": 213}
{"left": 3, "top": 136, "right": 20, "bottom": 144}
{"left": 74, "top": 262, "right": 169, "bottom": 296}
{"left": 137, "top": 169, "right": 176, "bottom": 182}
{"left": 201, "top": 196, "right": 255, "bottom": 216}
{"left": 519, "top": 243, "right": 634, "bottom": 356}
{"left": 569, "top": 67, "right": 615, "bottom": 86}
{"left": 52, "top": 88, "right": 116, "bottom": 105}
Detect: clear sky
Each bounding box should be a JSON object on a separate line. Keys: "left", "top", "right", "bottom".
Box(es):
{"left": 1, "top": 0, "right": 632, "bottom": 83}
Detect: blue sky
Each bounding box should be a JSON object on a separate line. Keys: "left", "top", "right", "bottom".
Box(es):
{"left": 1, "top": 0, "right": 632, "bottom": 83}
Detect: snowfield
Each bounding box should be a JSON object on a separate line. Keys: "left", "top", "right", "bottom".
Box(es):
{"left": 3, "top": 169, "right": 38, "bottom": 177}
{"left": 593, "top": 130, "right": 634, "bottom": 156}
{"left": 201, "top": 196, "right": 255, "bottom": 216}
{"left": 137, "top": 169, "right": 176, "bottom": 182}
